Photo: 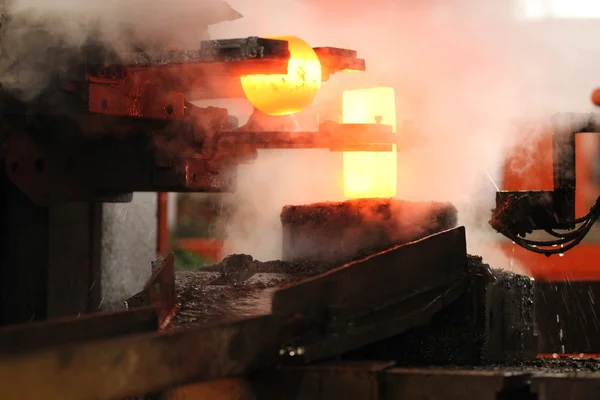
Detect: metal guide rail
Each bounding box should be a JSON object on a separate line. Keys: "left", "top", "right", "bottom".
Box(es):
{"left": 0, "top": 228, "right": 469, "bottom": 399}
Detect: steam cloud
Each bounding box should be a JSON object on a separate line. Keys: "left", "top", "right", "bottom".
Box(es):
{"left": 0, "top": 0, "right": 238, "bottom": 100}
{"left": 216, "top": 0, "right": 600, "bottom": 270}
{"left": 4, "top": 0, "right": 600, "bottom": 271}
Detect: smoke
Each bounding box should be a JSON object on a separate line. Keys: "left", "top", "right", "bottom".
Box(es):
{"left": 222, "top": 148, "right": 344, "bottom": 260}
{"left": 4, "top": 0, "right": 600, "bottom": 271}
{"left": 217, "top": 0, "right": 600, "bottom": 271}
{"left": 0, "top": 0, "right": 239, "bottom": 100}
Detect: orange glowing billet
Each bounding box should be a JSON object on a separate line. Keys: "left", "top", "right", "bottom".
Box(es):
{"left": 342, "top": 87, "right": 397, "bottom": 199}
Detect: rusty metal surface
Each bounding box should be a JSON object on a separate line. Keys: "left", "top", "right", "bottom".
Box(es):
{"left": 171, "top": 364, "right": 600, "bottom": 400}
{"left": 5, "top": 132, "right": 88, "bottom": 205}
{"left": 485, "top": 270, "right": 536, "bottom": 363}
{"left": 3, "top": 123, "right": 233, "bottom": 205}
{"left": 88, "top": 83, "right": 185, "bottom": 119}
{"left": 0, "top": 307, "right": 158, "bottom": 356}
{"left": 280, "top": 199, "right": 457, "bottom": 263}
{"left": 313, "top": 47, "right": 366, "bottom": 81}
{"left": 94, "top": 37, "right": 290, "bottom": 67}
{"left": 167, "top": 364, "right": 600, "bottom": 400}
{"left": 532, "top": 373, "right": 600, "bottom": 400}
{"left": 384, "top": 368, "right": 532, "bottom": 400}
{"left": 252, "top": 361, "right": 394, "bottom": 400}
{"left": 168, "top": 362, "right": 395, "bottom": 400}
{"left": 219, "top": 122, "right": 397, "bottom": 152}
{"left": 207, "top": 122, "right": 404, "bottom": 167}
{"left": 167, "top": 379, "right": 254, "bottom": 400}
{"left": 144, "top": 253, "right": 176, "bottom": 325}
{"left": 0, "top": 315, "right": 278, "bottom": 400}
{"left": 273, "top": 227, "right": 467, "bottom": 362}
{"left": 84, "top": 39, "right": 368, "bottom": 119}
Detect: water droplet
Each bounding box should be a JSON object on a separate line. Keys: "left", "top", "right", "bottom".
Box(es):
{"left": 559, "top": 253, "right": 564, "bottom": 257}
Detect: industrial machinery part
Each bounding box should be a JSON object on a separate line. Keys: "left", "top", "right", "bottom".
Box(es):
{"left": 249, "top": 365, "right": 600, "bottom": 400}
{"left": 273, "top": 227, "right": 467, "bottom": 363}
{"left": 0, "top": 36, "right": 405, "bottom": 206}
{"left": 280, "top": 199, "right": 457, "bottom": 262}
{"left": 6, "top": 225, "right": 600, "bottom": 399}
{"left": 3, "top": 118, "right": 400, "bottom": 205}
{"left": 0, "top": 228, "right": 469, "bottom": 399}
{"left": 490, "top": 112, "right": 600, "bottom": 256}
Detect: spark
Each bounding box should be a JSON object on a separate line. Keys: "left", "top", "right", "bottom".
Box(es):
{"left": 484, "top": 169, "right": 499, "bottom": 191}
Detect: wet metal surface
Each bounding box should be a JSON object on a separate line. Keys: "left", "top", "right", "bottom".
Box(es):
{"left": 344, "top": 255, "right": 536, "bottom": 367}
{"left": 9, "top": 227, "right": 600, "bottom": 399}
{"left": 0, "top": 228, "right": 468, "bottom": 399}
{"left": 273, "top": 227, "right": 468, "bottom": 363}
{"left": 0, "top": 307, "right": 158, "bottom": 356}
{"left": 535, "top": 280, "right": 600, "bottom": 354}
{"left": 251, "top": 364, "right": 600, "bottom": 400}
{"left": 384, "top": 368, "right": 532, "bottom": 400}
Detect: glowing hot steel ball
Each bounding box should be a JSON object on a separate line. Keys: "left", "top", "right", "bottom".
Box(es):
{"left": 240, "top": 36, "right": 322, "bottom": 116}
{"left": 342, "top": 87, "right": 397, "bottom": 199}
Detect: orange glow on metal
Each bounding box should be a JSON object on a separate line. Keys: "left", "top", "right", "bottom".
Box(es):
{"left": 342, "top": 87, "right": 397, "bottom": 199}
{"left": 538, "top": 353, "right": 600, "bottom": 359}
{"left": 240, "top": 36, "right": 322, "bottom": 116}
{"left": 592, "top": 88, "right": 600, "bottom": 106}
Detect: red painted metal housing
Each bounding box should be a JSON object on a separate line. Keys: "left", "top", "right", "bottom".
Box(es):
{"left": 499, "top": 130, "right": 600, "bottom": 280}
